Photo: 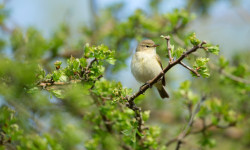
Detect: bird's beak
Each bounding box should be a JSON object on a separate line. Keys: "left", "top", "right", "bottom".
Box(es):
{"left": 152, "top": 44, "right": 159, "bottom": 47}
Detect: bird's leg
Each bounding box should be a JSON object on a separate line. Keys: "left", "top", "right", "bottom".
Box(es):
{"left": 139, "top": 80, "right": 152, "bottom": 93}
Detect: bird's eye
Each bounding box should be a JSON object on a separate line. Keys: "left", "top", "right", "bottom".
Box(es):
{"left": 146, "top": 46, "right": 149, "bottom": 48}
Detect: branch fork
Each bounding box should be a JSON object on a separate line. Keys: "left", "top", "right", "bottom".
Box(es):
{"left": 179, "top": 61, "right": 200, "bottom": 77}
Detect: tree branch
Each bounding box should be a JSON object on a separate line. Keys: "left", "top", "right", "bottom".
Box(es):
{"left": 174, "top": 96, "right": 206, "bottom": 150}
{"left": 38, "top": 80, "right": 82, "bottom": 88}
{"left": 127, "top": 36, "right": 206, "bottom": 103}
{"left": 126, "top": 101, "right": 145, "bottom": 140}
{"left": 179, "top": 61, "right": 200, "bottom": 77}
{"left": 162, "top": 35, "right": 174, "bottom": 63}
{"left": 38, "top": 57, "right": 100, "bottom": 90}
{"left": 87, "top": 58, "right": 98, "bottom": 70}
{"left": 171, "top": 18, "right": 186, "bottom": 34}
{"left": 125, "top": 36, "right": 206, "bottom": 143}
{"left": 90, "top": 74, "right": 104, "bottom": 89}
{"left": 90, "top": 93, "right": 114, "bottom": 133}
{"left": 208, "top": 62, "right": 250, "bottom": 84}
{"left": 82, "top": 58, "right": 98, "bottom": 79}
{"left": 166, "top": 96, "right": 236, "bottom": 149}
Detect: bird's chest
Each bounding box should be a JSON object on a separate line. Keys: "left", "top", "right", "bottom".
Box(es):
{"left": 131, "top": 51, "right": 161, "bottom": 82}
{"left": 133, "top": 52, "right": 154, "bottom": 68}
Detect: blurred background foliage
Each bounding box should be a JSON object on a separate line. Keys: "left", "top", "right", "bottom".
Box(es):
{"left": 0, "top": 0, "right": 250, "bottom": 149}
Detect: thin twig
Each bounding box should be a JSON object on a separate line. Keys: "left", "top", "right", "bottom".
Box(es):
{"left": 174, "top": 96, "right": 206, "bottom": 150}
{"left": 83, "top": 58, "right": 98, "bottom": 79}
{"left": 162, "top": 35, "right": 173, "bottom": 63}
{"left": 87, "top": 58, "right": 97, "bottom": 70}
{"left": 166, "top": 99, "right": 235, "bottom": 148}
{"left": 90, "top": 75, "right": 104, "bottom": 89}
{"left": 38, "top": 80, "right": 82, "bottom": 89}
{"left": 208, "top": 62, "right": 250, "bottom": 84}
{"left": 190, "top": 53, "right": 250, "bottom": 84}
{"left": 179, "top": 61, "right": 200, "bottom": 77}
{"left": 173, "top": 35, "right": 186, "bottom": 48}
{"left": 171, "top": 18, "right": 185, "bottom": 34}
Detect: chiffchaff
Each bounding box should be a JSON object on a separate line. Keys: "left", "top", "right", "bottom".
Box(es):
{"left": 131, "top": 39, "right": 169, "bottom": 98}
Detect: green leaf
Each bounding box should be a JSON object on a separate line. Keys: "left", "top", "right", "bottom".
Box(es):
{"left": 79, "top": 57, "right": 87, "bottom": 67}
{"left": 142, "top": 110, "right": 150, "bottom": 122}
{"left": 54, "top": 60, "right": 62, "bottom": 69}
{"left": 106, "top": 58, "right": 116, "bottom": 65}
{"left": 179, "top": 80, "right": 191, "bottom": 90}
{"left": 211, "top": 116, "right": 219, "bottom": 125}
{"left": 207, "top": 45, "right": 219, "bottom": 55}
{"left": 59, "top": 74, "right": 68, "bottom": 82}
{"left": 36, "top": 65, "right": 46, "bottom": 80}
{"left": 51, "top": 90, "right": 64, "bottom": 98}
{"left": 193, "top": 58, "right": 210, "bottom": 78}
{"left": 0, "top": 38, "right": 6, "bottom": 51}
{"left": 121, "top": 130, "right": 130, "bottom": 136}
{"left": 219, "top": 56, "right": 229, "bottom": 68}
{"left": 199, "top": 136, "right": 216, "bottom": 148}
{"left": 27, "top": 87, "right": 39, "bottom": 94}
{"left": 173, "top": 47, "right": 185, "bottom": 58}
{"left": 10, "top": 28, "right": 24, "bottom": 51}
{"left": 189, "top": 33, "right": 201, "bottom": 46}
{"left": 52, "top": 71, "right": 61, "bottom": 81}
{"left": 233, "top": 64, "right": 246, "bottom": 77}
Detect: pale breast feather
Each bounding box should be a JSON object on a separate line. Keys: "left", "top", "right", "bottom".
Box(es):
{"left": 131, "top": 51, "right": 162, "bottom": 83}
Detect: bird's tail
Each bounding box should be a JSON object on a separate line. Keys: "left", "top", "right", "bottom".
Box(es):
{"left": 157, "top": 85, "right": 169, "bottom": 99}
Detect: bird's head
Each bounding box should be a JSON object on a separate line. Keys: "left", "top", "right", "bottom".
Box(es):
{"left": 136, "top": 39, "right": 159, "bottom": 52}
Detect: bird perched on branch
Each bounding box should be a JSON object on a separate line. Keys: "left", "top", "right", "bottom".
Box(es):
{"left": 131, "top": 39, "right": 169, "bottom": 98}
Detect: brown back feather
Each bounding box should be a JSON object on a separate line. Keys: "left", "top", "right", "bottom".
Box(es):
{"left": 155, "top": 54, "right": 166, "bottom": 86}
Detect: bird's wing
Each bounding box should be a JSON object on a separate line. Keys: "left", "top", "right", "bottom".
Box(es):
{"left": 155, "top": 54, "right": 166, "bottom": 86}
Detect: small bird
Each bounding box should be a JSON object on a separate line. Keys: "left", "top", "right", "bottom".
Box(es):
{"left": 131, "top": 39, "right": 169, "bottom": 98}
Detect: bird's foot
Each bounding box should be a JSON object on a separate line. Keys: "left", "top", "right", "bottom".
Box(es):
{"left": 139, "top": 81, "right": 152, "bottom": 92}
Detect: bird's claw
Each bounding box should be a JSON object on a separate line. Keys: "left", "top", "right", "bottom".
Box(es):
{"left": 139, "top": 81, "right": 152, "bottom": 93}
